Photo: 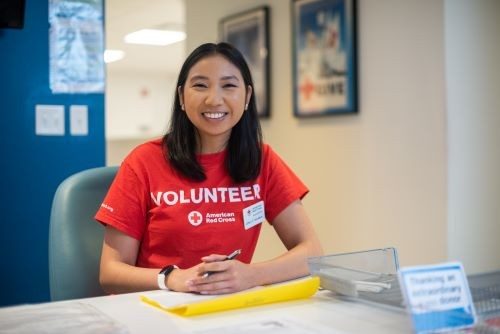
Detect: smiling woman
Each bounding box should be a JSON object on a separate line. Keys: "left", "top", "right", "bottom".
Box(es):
{"left": 178, "top": 54, "right": 252, "bottom": 154}
{"left": 166, "top": 43, "right": 261, "bottom": 183}
{"left": 95, "top": 42, "right": 323, "bottom": 296}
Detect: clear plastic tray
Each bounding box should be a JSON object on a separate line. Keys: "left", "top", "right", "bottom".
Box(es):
{"left": 308, "top": 247, "right": 405, "bottom": 309}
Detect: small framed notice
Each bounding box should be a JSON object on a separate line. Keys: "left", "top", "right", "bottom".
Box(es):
{"left": 398, "top": 262, "right": 477, "bottom": 333}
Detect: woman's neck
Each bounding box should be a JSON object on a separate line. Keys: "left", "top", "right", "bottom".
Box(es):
{"left": 196, "top": 135, "right": 229, "bottom": 154}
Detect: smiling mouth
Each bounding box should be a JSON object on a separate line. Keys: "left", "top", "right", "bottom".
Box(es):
{"left": 202, "top": 112, "right": 228, "bottom": 120}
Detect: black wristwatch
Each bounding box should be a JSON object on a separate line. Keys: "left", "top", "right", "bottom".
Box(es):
{"left": 157, "top": 265, "right": 178, "bottom": 290}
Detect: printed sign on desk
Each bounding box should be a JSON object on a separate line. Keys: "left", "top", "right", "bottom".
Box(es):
{"left": 398, "top": 262, "right": 477, "bottom": 333}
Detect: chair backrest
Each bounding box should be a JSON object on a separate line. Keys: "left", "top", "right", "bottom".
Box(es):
{"left": 49, "top": 166, "right": 118, "bottom": 301}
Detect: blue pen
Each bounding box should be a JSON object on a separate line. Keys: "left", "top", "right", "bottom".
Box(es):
{"left": 202, "top": 249, "right": 241, "bottom": 278}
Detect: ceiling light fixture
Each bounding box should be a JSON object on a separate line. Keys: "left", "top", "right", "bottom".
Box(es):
{"left": 124, "top": 29, "right": 186, "bottom": 46}
{"left": 104, "top": 49, "right": 125, "bottom": 63}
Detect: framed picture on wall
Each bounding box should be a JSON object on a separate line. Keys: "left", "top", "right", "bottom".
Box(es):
{"left": 292, "top": 0, "right": 357, "bottom": 117}
{"left": 219, "top": 6, "right": 270, "bottom": 118}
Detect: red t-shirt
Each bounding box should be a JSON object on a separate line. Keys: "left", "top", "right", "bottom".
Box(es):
{"left": 95, "top": 139, "right": 308, "bottom": 269}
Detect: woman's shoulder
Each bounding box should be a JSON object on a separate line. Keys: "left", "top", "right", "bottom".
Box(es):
{"left": 261, "top": 142, "right": 277, "bottom": 157}
{"left": 260, "top": 143, "right": 293, "bottom": 168}
{"left": 261, "top": 142, "right": 271, "bottom": 153}
{"left": 260, "top": 143, "right": 283, "bottom": 167}
{"left": 123, "top": 138, "right": 164, "bottom": 165}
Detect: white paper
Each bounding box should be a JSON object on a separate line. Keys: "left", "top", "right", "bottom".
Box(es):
{"left": 49, "top": 0, "right": 104, "bottom": 93}
{"left": 141, "top": 290, "right": 216, "bottom": 308}
{"left": 193, "top": 317, "right": 342, "bottom": 334}
{"left": 0, "top": 302, "right": 128, "bottom": 334}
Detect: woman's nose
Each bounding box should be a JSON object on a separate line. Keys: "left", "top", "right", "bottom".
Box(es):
{"left": 205, "top": 87, "right": 223, "bottom": 106}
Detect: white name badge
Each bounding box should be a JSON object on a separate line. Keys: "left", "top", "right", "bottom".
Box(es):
{"left": 243, "top": 201, "right": 265, "bottom": 230}
{"left": 398, "top": 262, "right": 477, "bottom": 333}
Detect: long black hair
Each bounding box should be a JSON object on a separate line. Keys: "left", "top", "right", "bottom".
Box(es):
{"left": 163, "top": 42, "right": 263, "bottom": 183}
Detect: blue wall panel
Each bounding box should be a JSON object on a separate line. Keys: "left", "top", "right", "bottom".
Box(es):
{"left": 0, "top": 0, "right": 105, "bottom": 306}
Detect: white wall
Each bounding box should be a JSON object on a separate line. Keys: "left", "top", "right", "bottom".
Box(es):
{"left": 105, "top": 70, "right": 177, "bottom": 165}
{"left": 445, "top": 0, "right": 500, "bottom": 273}
{"left": 185, "top": 0, "right": 447, "bottom": 266}
{"left": 106, "top": 70, "right": 176, "bottom": 140}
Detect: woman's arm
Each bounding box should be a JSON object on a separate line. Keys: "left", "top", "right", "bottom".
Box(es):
{"left": 99, "top": 226, "right": 200, "bottom": 294}
{"left": 251, "top": 199, "right": 324, "bottom": 285}
{"left": 187, "top": 200, "right": 323, "bottom": 294}
{"left": 99, "top": 226, "right": 159, "bottom": 294}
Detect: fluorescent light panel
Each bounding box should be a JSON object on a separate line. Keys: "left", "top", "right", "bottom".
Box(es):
{"left": 124, "top": 29, "right": 186, "bottom": 46}
{"left": 104, "top": 49, "right": 125, "bottom": 63}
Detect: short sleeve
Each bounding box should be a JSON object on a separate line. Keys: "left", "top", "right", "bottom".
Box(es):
{"left": 262, "top": 145, "right": 309, "bottom": 223}
{"left": 94, "top": 160, "right": 149, "bottom": 240}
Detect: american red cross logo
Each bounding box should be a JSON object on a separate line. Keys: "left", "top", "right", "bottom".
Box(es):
{"left": 299, "top": 77, "right": 315, "bottom": 101}
{"left": 188, "top": 211, "right": 203, "bottom": 226}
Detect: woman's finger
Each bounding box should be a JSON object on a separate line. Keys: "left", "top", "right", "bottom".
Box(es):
{"left": 201, "top": 254, "right": 228, "bottom": 262}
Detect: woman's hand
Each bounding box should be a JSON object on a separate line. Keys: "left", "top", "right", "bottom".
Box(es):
{"left": 183, "top": 254, "right": 257, "bottom": 295}
{"left": 166, "top": 264, "right": 204, "bottom": 292}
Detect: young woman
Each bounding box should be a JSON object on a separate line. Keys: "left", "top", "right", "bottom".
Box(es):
{"left": 96, "top": 42, "right": 323, "bottom": 295}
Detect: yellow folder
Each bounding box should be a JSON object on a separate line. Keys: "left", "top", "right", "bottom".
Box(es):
{"left": 140, "top": 276, "right": 320, "bottom": 317}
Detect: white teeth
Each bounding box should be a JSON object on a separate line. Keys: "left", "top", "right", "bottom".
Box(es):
{"left": 203, "top": 112, "right": 226, "bottom": 119}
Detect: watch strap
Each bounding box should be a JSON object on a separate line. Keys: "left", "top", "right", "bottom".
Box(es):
{"left": 157, "top": 265, "right": 178, "bottom": 290}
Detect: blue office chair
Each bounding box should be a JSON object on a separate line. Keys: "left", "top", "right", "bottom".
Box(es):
{"left": 49, "top": 166, "right": 118, "bottom": 301}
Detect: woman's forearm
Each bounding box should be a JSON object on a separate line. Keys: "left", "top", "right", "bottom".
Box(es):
{"left": 251, "top": 239, "right": 324, "bottom": 286}
{"left": 100, "top": 260, "right": 160, "bottom": 294}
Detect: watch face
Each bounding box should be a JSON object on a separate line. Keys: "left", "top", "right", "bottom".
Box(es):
{"left": 158, "top": 265, "right": 176, "bottom": 290}
{"left": 160, "top": 265, "right": 175, "bottom": 275}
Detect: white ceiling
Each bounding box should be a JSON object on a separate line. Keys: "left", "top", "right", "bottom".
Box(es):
{"left": 105, "top": 0, "right": 186, "bottom": 74}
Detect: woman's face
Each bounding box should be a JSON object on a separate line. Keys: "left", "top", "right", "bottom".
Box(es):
{"left": 179, "top": 54, "right": 252, "bottom": 152}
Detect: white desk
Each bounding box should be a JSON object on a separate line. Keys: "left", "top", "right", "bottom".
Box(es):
{"left": 0, "top": 290, "right": 412, "bottom": 333}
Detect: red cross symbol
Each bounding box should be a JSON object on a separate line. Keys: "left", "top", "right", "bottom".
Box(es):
{"left": 188, "top": 211, "right": 203, "bottom": 226}
{"left": 299, "top": 78, "right": 315, "bottom": 101}
{"left": 139, "top": 87, "right": 150, "bottom": 98}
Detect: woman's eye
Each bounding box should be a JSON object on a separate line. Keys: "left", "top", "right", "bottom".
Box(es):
{"left": 223, "top": 83, "right": 237, "bottom": 88}
{"left": 192, "top": 83, "right": 207, "bottom": 88}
